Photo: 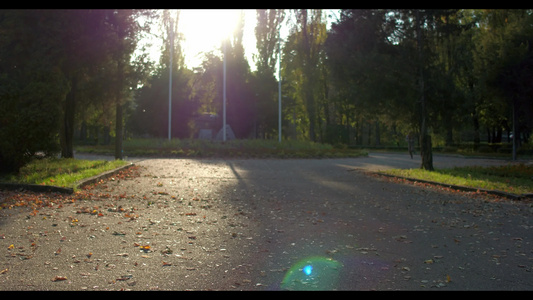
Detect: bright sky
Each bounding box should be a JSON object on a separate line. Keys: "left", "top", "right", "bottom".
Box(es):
{"left": 178, "top": 9, "right": 258, "bottom": 69}
{"left": 143, "top": 9, "right": 337, "bottom": 71}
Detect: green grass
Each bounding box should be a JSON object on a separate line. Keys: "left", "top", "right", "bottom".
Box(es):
{"left": 1, "top": 158, "right": 129, "bottom": 189}
{"left": 383, "top": 163, "right": 533, "bottom": 195}
{"left": 76, "top": 138, "right": 368, "bottom": 159}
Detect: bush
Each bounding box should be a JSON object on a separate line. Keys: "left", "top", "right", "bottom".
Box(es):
{"left": 0, "top": 67, "right": 67, "bottom": 173}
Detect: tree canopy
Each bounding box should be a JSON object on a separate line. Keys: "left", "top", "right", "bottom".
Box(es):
{"left": 1, "top": 9, "right": 531, "bottom": 173}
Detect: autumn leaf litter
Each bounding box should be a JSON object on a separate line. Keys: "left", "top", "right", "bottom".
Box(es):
{"left": 0, "top": 158, "right": 532, "bottom": 290}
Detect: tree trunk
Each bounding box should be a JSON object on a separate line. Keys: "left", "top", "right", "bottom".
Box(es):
{"left": 115, "top": 101, "right": 123, "bottom": 160}
{"left": 445, "top": 115, "right": 453, "bottom": 146}
{"left": 374, "top": 118, "right": 380, "bottom": 146}
{"left": 60, "top": 75, "right": 76, "bottom": 158}
{"left": 79, "top": 120, "right": 87, "bottom": 142}
{"left": 114, "top": 20, "right": 124, "bottom": 160}
{"left": 472, "top": 109, "right": 480, "bottom": 150}
{"left": 114, "top": 55, "right": 124, "bottom": 160}
{"left": 416, "top": 10, "right": 434, "bottom": 171}
{"left": 420, "top": 134, "right": 434, "bottom": 170}
{"left": 305, "top": 89, "right": 316, "bottom": 142}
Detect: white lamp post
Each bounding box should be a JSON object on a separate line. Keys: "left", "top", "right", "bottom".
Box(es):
{"left": 278, "top": 26, "right": 282, "bottom": 143}
{"left": 223, "top": 38, "right": 227, "bottom": 142}
{"left": 168, "top": 17, "right": 173, "bottom": 141}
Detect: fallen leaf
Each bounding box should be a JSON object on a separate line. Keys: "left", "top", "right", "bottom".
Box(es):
{"left": 52, "top": 276, "right": 67, "bottom": 282}
{"left": 116, "top": 275, "right": 132, "bottom": 281}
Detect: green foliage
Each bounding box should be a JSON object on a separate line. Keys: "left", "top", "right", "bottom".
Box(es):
{"left": 2, "top": 9, "right": 531, "bottom": 174}
{"left": 0, "top": 10, "right": 71, "bottom": 173}
{"left": 128, "top": 67, "right": 196, "bottom": 138}
{"left": 323, "top": 9, "right": 532, "bottom": 159}
{"left": 0, "top": 9, "right": 153, "bottom": 171}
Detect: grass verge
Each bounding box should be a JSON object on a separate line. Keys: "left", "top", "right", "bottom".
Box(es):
{"left": 382, "top": 164, "right": 533, "bottom": 195}
{"left": 1, "top": 158, "right": 129, "bottom": 189}
{"left": 76, "top": 138, "right": 368, "bottom": 159}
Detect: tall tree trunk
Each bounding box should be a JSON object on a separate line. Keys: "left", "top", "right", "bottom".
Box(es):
{"left": 115, "top": 101, "right": 123, "bottom": 160}
{"left": 60, "top": 75, "right": 77, "bottom": 158}
{"left": 305, "top": 88, "right": 316, "bottom": 142}
{"left": 114, "top": 13, "right": 125, "bottom": 160}
{"left": 445, "top": 114, "right": 453, "bottom": 146}
{"left": 374, "top": 118, "right": 381, "bottom": 146}
{"left": 421, "top": 134, "right": 433, "bottom": 168}
{"left": 114, "top": 55, "right": 124, "bottom": 160}
{"left": 298, "top": 9, "right": 319, "bottom": 142}
{"left": 416, "top": 10, "right": 434, "bottom": 171}
{"left": 472, "top": 108, "right": 480, "bottom": 150}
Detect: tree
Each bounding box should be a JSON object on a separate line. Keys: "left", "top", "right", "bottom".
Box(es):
{"left": 103, "top": 9, "right": 148, "bottom": 160}
{"left": 221, "top": 12, "right": 255, "bottom": 138}
{"left": 285, "top": 9, "right": 328, "bottom": 142}
{"left": 253, "top": 9, "right": 285, "bottom": 138}
{"left": 0, "top": 10, "right": 70, "bottom": 172}
{"left": 326, "top": 9, "right": 485, "bottom": 169}
{"left": 255, "top": 9, "right": 285, "bottom": 76}
{"left": 326, "top": 9, "right": 401, "bottom": 145}
{"left": 473, "top": 9, "right": 533, "bottom": 157}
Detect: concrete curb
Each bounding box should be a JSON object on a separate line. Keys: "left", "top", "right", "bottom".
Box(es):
{"left": 373, "top": 171, "right": 533, "bottom": 201}
{"left": 0, "top": 182, "right": 74, "bottom": 194}
{"left": 0, "top": 163, "right": 135, "bottom": 195}
{"left": 75, "top": 163, "right": 135, "bottom": 190}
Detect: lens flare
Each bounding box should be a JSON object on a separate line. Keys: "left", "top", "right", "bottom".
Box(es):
{"left": 281, "top": 256, "right": 342, "bottom": 291}
{"left": 303, "top": 265, "right": 313, "bottom": 276}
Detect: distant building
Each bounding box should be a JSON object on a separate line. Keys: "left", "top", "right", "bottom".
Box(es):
{"left": 215, "top": 124, "right": 235, "bottom": 141}
{"left": 193, "top": 113, "right": 235, "bottom": 141}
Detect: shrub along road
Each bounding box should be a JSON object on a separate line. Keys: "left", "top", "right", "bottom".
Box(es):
{"left": 0, "top": 153, "right": 531, "bottom": 290}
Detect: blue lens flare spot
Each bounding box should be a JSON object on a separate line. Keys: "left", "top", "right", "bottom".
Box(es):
{"left": 281, "top": 256, "right": 342, "bottom": 291}
{"left": 303, "top": 265, "right": 313, "bottom": 276}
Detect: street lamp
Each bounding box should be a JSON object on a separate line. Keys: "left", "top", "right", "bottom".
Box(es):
{"left": 278, "top": 25, "right": 282, "bottom": 143}
{"left": 168, "top": 17, "right": 173, "bottom": 141}
{"left": 223, "top": 38, "right": 227, "bottom": 142}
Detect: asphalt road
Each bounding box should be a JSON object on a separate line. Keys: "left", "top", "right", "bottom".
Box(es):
{"left": 0, "top": 153, "right": 531, "bottom": 290}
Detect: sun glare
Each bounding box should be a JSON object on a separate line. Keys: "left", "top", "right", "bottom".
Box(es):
{"left": 179, "top": 9, "right": 244, "bottom": 67}
{"left": 142, "top": 9, "right": 266, "bottom": 70}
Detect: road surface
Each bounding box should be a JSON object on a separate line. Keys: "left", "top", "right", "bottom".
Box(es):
{"left": 0, "top": 153, "right": 531, "bottom": 290}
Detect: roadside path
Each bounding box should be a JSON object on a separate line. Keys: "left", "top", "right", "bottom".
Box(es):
{"left": 0, "top": 153, "right": 531, "bottom": 290}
